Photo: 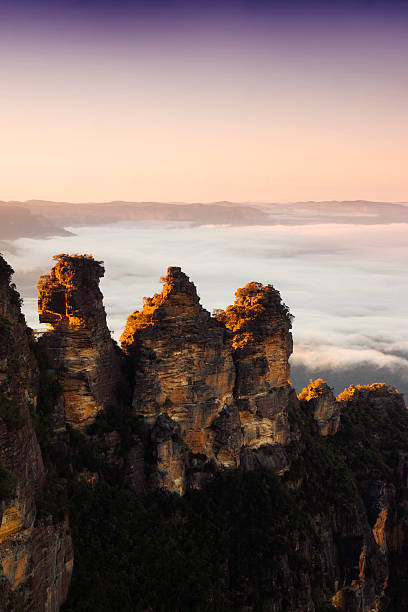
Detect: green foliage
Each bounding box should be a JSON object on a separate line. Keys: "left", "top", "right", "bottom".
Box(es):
{"left": 31, "top": 342, "right": 63, "bottom": 458}
{"left": 285, "top": 400, "right": 359, "bottom": 514}
{"left": 87, "top": 404, "right": 143, "bottom": 455}
{"left": 62, "top": 469, "right": 307, "bottom": 612}
{"left": 0, "top": 394, "right": 22, "bottom": 430}
{"left": 333, "top": 398, "right": 408, "bottom": 483}
{"left": 37, "top": 477, "right": 69, "bottom": 524}
{"left": 0, "top": 460, "right": 11, "bottom": 500}
{"left": 0, "top": 314, "right": 12, "bottom": 336}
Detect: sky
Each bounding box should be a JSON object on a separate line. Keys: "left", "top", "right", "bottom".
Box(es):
{"left": 1, "top": 0, "right": 407, "bottom": 202}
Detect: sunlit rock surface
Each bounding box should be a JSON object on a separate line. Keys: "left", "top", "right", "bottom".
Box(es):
{"left": 299, "top": 378, "right": 341, "bottom": 435}
{"left": 121, "top": 267, "right": 241, "bottom": 492}
{"left": 1, "top": 251, "right": 406, "bottom": 612}
{"left": 37, "top": 254, "right": 123, "bottom": 430}
{"left": 217, "top": 281, "right": 297, "bottom": 474}
{"left": 121, "top": 269, "right": 298, "bottom": 489}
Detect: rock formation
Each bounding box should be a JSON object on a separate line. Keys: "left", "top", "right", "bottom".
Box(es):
{"left": 121, "top": 267, "right": 241, "bottom": 492}
{"left": 217, "top": 281, "right": 298, "bottom": 473}
{"left": 0, "top": 255, "right": 72, "bottom": 611}
{"left": 331, "top": 383, "right": 408, "bottom": 610}
{"left": 299, "top": 378, "right": 341, "bottom": 435}
{"left": 121, "top": 270, "right": 299, "bottom": 490}
{"left": 37, "top": 254, "right": 123, "bottom": 431}
{"left": 1, "top": 251, "right": 407, "bottom": 612}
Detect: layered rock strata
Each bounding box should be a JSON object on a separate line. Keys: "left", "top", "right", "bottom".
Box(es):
{"left": 121, "top": 267, "right": 241, "bottom": 491}
{"left": 0, "top": 255, "right": 72, "bottom": 611}
{"left": 217, "top": 282, "right": 297, "bottom": 473}
{"left": 37, "top": 254, "right": 123, "bottom": 431}
{"left": 1, "top": 251, "right": 407, "bottom": 612}
{"left": 121, "top": 269, "right": 297, "bottom": 490}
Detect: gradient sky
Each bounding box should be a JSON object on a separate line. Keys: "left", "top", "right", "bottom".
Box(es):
{"left": 1, "top": 0, "right": 407, "bottom": 202}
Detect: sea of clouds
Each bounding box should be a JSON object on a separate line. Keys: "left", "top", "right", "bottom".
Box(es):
{"left": 4, "top": 220, "right": 408, "bottom": 398}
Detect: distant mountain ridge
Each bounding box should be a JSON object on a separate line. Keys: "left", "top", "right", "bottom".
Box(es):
{"left": 1, "top": 199, "right": 407, "bottom": 241}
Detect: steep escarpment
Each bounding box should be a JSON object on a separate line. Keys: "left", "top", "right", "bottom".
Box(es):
{"left": 299, "top": 377, "right": 341, "bottom": 435}
{"left": 64, "top": 380, "right": 408, "bottom": 612}
{"left": 37, "top": 254, "right": 123, "bottom": 431}
{"left": 0, "top": 255, "right": 72, "bottom": 611}
{"left": 287, "top": 380, "right": 408, "bottom": 611}
{"left": 1, "top": 251, "right": 407, "bottom": 612}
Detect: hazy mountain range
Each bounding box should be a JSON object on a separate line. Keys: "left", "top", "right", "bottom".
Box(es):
{"left": 1, "top": 199, "right": 408, "bottom": 241}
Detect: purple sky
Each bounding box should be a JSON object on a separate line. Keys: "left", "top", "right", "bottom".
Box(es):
{"left": 1, "top": 0, "right": 407, "bottom": 201}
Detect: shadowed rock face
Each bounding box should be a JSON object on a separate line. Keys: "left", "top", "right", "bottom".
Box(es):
{"left": 331, "top": 383, "right": 408, "bottom": 610}
{"left": 0, "top": 255, "right": 72, "bottom": 611}
{"left": 1, "top": 251, "right": 408, "bottom": 612}
{"left": 299, "top": 378, "right": 341, "bottom": 435}
{"left": 37, "top": 254, "right": 123, "bottom": 430}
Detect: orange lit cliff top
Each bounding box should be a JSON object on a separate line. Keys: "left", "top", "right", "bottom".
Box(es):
{"left": 215, "top": 281, "right": 293, "bottom": 351}
{"left": 120, "top": 266, "right": 202, "bottom": 348}
{"left": 337, "top": 382, "right": 401, "bottom": 403}
{"left": 37, "top": 254, "right": 106, "bottom": 329}
{"left": 298, "top": 378, "right": 332, "bottom": 402}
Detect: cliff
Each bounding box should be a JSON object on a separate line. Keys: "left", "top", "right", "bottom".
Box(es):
{"left": 299, "top": 377, "right": 341, "bottom": 435}
{"left": 0, "top": 255, "right": 72, "bottom": 611}
{"left": 121, "top": 267, "right": 240, "bottom": 492}
{"left": 290, "top": 380, "right": 408, "bottom": 611}
{"left": 1, "top": 251, "right": 407, "bottom": 612}
{"left": 120, "top": 269, "right": 298, "bottom": 492}
{"left": 37, "top": 254, "right": 123, "bottom": 431}
{"left": 217, "top": 281, "right": 297, "bottom": 473}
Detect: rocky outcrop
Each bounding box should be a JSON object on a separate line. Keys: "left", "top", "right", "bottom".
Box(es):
{"left": 1, "top": 252, "right": 407, "bottom": 612}
{"left": 330, "top": 384, "right": 408, "bottom": 610}
{"left": 121, "top": 270, "right": 298, "bottom": 490}
{"left": 217, "top": 282, "right": 297, "bottom": 474}
{"left": 299, "top": 378, "right": 340, "bottom": 435}
{"left": 37, "top": 254, "right": 123, "bottom": 431}
{"left": 0, "top": 255, "right": 72, "bottom": 611}
{"left": 121, "top": 267, "right": 241, "bottom": 492}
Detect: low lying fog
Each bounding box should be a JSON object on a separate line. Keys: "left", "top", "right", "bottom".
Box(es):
{"left": 4, "top": 220, "right": 408, "bottom": 398}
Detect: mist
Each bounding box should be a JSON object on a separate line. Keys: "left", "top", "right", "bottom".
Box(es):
{"left": 3, "top": 219, "right": 407, "bottom": 399}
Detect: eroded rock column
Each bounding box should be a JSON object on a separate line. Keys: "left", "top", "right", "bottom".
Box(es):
{"left": 217, "top": 282, "right": 297, "bottom": 473}
{"left": 121, "top": 266, "right": 242, "bottom": 492}
{"left": 38, "top": 254, "right": 123, "bottom": 431}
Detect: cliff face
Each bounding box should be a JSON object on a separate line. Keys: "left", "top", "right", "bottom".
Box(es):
{"left": 0, "top": 255, "right": 72, "bottom": 611}
{"left": 37, "top": 254, "right": 123, "bottom": 431}
{"left": 121, "top": 269, "right": 301, "bottom": 492}
{"left": 121, "top": 267, "right": 241, "bottom": 492}
{"left": 217, "top": 282, "right": 297, "bottom": 474}
{"left": 293, "top": 381, "right": 408, "bottom": 611}
{"left": 299, "top": 377, "right": 341, "bottom": 435}
{"left": 2, "top": 251, "right": 407, "bottom": 612}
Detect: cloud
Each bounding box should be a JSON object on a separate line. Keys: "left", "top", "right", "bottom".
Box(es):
{"left": 3, "top": 219, "right": 407, "bottom": 398}
{"left": 291, "top": 344, "right": 408, "bottom": 371}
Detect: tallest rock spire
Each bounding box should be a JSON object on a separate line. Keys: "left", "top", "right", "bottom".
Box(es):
{"left": 38, "top": 254, "right": 123, "bottom": 430}
{"left": 121, "top": 267, "right": 241, "bottom": 492}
